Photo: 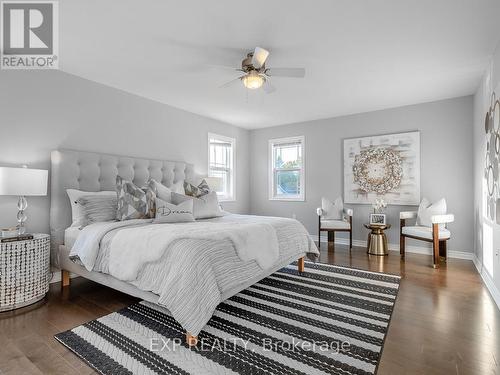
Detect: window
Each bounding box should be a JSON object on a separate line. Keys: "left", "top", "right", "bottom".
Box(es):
{"left": 208, "top": 133, "right": 235, "bottom": 201}
{"left": 269, "top": 136, "right": 305, "bottom": 201}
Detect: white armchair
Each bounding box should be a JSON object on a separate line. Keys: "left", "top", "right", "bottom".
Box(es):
{"left": 316, "top": 197, "right": 353, "bottom": 250}
{"left": 400, "top": 207, "right": 454, "bottom": 269}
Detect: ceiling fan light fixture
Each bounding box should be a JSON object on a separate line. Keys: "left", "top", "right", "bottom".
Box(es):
{"left": 242, "top": 71, "right": 265, "bottom": 90}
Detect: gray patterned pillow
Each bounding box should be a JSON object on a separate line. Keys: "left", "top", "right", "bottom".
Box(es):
{"left": 116, "top": 176, "right": 149, "bottom": 220}
{"left": 77, "top": 195, "right": 118, "bottom": 227}
{"left": 184, "top": 179, "right": 210, "bottom": 197}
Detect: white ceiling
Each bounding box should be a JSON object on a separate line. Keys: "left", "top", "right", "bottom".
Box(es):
{"left": 60, "top": 0, "right": 500, "bottom": 129}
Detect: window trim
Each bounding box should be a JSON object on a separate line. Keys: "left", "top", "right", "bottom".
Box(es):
{"left": 208, "top": 132, "right": 236, "bottom": 202}
{"left": 268, "top": 135, "right": 305, "bottom": 201}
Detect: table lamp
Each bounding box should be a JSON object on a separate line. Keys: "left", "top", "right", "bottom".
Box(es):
{"left": 204, "top": 176, "right": 224, "bottom": 192}
{"left": 0, "top": 166, "right": 48, "bottom": 235}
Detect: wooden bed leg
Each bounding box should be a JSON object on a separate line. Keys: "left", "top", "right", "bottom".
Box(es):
{"left": 298, "top": 256, "right": 305, "bottom": 273}
{"left": 186, "top": 332, "right": 198, "bottom": 347}
{"left": 61, "top": 270, "right": 71, "bottom": 288}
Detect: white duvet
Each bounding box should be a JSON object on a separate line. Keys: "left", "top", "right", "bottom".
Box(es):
{"left": 109, "top": 220, "right": 279, "bottom": 280}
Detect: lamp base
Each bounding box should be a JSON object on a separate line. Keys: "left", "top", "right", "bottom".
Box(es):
{"left": 17, "top": 196, "right": 27, "bottom": 235}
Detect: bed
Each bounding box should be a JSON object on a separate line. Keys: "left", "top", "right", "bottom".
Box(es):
{"left": 50, "top": 149, "right": 318, "bottom": 346}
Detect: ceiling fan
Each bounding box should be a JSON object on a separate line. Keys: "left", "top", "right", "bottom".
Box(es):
{"left": 219, "top": 47, "right": 305, "bottom": 93}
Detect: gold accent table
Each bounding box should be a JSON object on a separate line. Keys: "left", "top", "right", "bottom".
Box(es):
{"left": 364, "top": 223, "right": 391, "bottom": 256}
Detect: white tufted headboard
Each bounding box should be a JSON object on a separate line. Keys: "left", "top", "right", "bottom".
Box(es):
{"left": 49, "top": 149, "right": 196, "bottom": 266}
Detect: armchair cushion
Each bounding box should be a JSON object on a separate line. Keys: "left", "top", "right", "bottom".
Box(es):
{"left": 400, "top": 211, "right": 417, "bottom": 220}
{"left": 321, "top": 219, "right": 351, "bottom": 230}
{"left": 417, "top": 198, "right": 447, "bottom": 228}
{"left": 321, "top": 197, "right": 343, "bottom": 220}
{"left": 402, "top": 225, "right": 450, "bottom": 240}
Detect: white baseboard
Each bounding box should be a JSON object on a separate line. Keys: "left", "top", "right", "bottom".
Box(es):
{"left": 472, "top": 255, "right": 500, "bottom": 310}
{"left": 310, "top": 234, "right": 474, "bottom": 260}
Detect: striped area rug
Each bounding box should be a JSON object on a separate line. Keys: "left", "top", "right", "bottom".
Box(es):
{"left": 55, "top": 261, "right": 400, "bottom": 375}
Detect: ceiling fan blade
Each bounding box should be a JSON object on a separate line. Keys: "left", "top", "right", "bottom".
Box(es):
{"left": 218, "top": 76, "right": 244, "bottom": 89}
{"left": 208, "top": 64, "right": 241, "bottom": 71}
{"left": 263, "top": 80, "right": 276, "bottom": 94}
{"left": 266, "top": 67, "right": 305, "bottom": 78}
{"left": 252, "top": 47, "right": 270, "bottom": 69}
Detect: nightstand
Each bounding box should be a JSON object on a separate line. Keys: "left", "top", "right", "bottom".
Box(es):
{"left": 0, "top": 234, "right": 50, "bottom": 311}
{"left": 364, "top": 223, "right": 391, "bottom": 256}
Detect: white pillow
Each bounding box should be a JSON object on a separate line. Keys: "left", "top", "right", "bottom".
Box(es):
{"left": 66, "top": 189, "right": 116, "bottom": 227}
{"left": 171, "top": 191, "right": 223, "bottom": 219}
{"left": 148, "top": 179, "right": 173, "bottom": 202}
{"left": 153, "top": 198, "right": 195, "bottom": 223}
{"left": 321, "top": 197, "right": 343, "bottom": 220}
{"left": 171, "top": 181, "right": 185, "bottom": 194}
{"left": 417, "top": 198, "right": 447, "bottom": 228}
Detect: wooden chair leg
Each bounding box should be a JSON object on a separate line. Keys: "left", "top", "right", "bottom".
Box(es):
{"left": 61, "top": 270, "right": 70, "bottom": 288}
{"left": 400, "top": 219, "right": 406, "bottom": 258}
{"left": 432, "top": 224, "right": 440, "bottom": 269}
{"left": 298, "top": 256, "right": 305, "bottom": 272}
{"left": 328, "top": 231, "right": 335, "bottom": 249}
{"left": 186, "top": 332, "right": 198, "bottom": 347}
{"left": 349, "top": 216, "right": 353, "bottom": 250}
{"left": 439, "top": 240, "right": 447, "bottom": 261}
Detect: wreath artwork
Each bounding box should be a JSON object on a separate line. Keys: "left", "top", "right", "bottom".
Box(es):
{"left": 352, "top": 147, "right": 403, "bottom": 194}
{"left": 344, "top": 131, "right": 420, "bottom": 205}
{"left": 484, "top": 91, "right": 500, "bottom": 224}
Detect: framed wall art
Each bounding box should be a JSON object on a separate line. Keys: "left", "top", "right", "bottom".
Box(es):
{"left": 344, "top": 131, "right": 420, "bottom": 205}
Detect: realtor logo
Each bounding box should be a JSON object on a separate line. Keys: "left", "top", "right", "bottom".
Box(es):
{"left": 1, "top": 1, "right": 58, "bottom": 69}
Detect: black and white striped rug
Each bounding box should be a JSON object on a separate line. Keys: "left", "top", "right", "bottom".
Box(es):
{"left": 55, "top": 261, "right": 400, "bottom": 375}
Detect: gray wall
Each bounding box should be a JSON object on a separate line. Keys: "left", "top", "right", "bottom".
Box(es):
{"left": 473, "top": 41, "right": 500, "bottom": 292}
{"left": 250, "top": 96, "right": 474, "bottom": 253}
{"left": 0, "top": 69, "right": 475, "bottom": 256}
{"left": 0, "top": 70, "right": 250, "bottom": 235}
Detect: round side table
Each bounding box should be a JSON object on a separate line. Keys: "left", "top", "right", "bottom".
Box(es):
{"left": 0, "top": 234, "right": 50, "bottom": 312}
{"left": 364, "top": 224, "right": 391, "bottom": 256}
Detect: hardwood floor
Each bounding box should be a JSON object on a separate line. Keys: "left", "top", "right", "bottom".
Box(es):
{"left": 0, "top": 245, "right": 499, "bottom": 374}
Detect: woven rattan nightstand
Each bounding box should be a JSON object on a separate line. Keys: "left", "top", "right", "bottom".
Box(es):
{"left": 0, "top": 234, "right": 50, "bottom": 311}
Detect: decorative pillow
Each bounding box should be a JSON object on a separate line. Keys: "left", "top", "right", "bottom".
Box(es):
{"left": 321, "top": 197, "right": 343, "bottom": 220}
{"left": 116, "top": 176, "right": 150, "bottom": 220}
{"left": 153, "top": 198, "right": 195, "bottom": 223}
{"left": 77, "top": 195, "right": 118, "bottom": 227}
{"left": 416, "top": 198, "right": 447, "bottom": 228}
{"left": 184, "top": 179, "right": 210, "bottom": 198}
{"left": 145, "top": 179, "right": 174, "bottom": 217}
{"left": 171, "top": 191, "right": 222, "bottom": 219}
{"left": 66, "top": 189, "right": 116, "bottom": 227}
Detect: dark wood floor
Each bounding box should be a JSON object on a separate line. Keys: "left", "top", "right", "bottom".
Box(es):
{"left": 1, "top": 245, "right": 499, "bottom": 375}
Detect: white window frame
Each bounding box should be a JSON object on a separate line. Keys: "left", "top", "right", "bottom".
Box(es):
{"left": 268, "top": 135, "right": 305, "bottom": 201}
{"left": 208, "top": 133, "right": 236, "bottom": 202}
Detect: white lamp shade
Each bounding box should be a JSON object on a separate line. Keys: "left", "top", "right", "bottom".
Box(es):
{"left": 0, "top": 167, "right": 48, "bottom": 196}
{"left": 205, "top": 176, "right": 223, "bottom": 191}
